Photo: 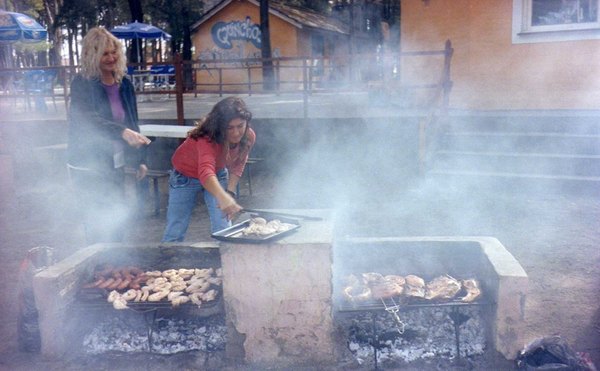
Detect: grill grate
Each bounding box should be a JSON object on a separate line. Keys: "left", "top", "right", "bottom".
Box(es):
{"left": 75, "top": 287, "right": 223, "bottom": 314}
{"left": 337, "top": 294, "right": 493, "bottom": 313}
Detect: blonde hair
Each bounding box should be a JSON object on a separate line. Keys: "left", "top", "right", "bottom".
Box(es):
{"left": 80, "top": 27, "right": 127, "bottom": 82}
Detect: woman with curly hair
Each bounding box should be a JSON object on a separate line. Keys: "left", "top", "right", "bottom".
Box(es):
{"left": 67, "top": 27, "right": 151, "bottom": 244}
{"left": 162, "top": 97, "right": 256, "bottom": 242}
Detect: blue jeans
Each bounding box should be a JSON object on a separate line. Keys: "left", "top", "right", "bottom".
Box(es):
{"left": 162, "top": 169, "right": 231, "bottom": 242}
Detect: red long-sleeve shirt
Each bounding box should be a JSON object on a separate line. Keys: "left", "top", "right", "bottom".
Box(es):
{"left": 171, "top": 128, "right": 256, "bottom": 185}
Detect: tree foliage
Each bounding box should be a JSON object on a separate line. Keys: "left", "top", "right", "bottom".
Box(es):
{"left": 283, "top": 0, "right": 331, "bottom": 13}
{"left": 3, "top": 0, "right": 395, "bottom": 68}
{"left": 144, "top": 0, "right": 204, "bottom": 60}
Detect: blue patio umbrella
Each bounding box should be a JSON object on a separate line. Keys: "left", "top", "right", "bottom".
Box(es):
{"left": 110, "top": 21, "right": 171, "bottom": 40}
{"left": 0, "top": 11, "right": 47, "bottom": 43}
{"left": 110, "top": 21, "right": 171, "bottom": 63}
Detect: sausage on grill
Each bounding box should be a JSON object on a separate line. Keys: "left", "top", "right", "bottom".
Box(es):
{"left": 97, "top": 278, "right": 115, "bottom": 289}
{"left": 107, "top": 278, "right": 122, "bottom": 290}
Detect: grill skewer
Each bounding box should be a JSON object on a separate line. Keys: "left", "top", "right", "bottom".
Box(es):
{"left": 380, "top": 297, "right": 405, "bottom": 335}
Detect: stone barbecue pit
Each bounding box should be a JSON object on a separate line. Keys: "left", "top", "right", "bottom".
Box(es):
{"left": 332, "top": 236, "right": 528, "bottom": 368}
{"left": 32, "top": 210, "right": 527, "bottom": 368}
{"left": 32, "top": 243, "right": 226, "bottom": 357}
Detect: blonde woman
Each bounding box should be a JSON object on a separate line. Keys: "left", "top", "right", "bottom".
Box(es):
{"left": 67, "top": 27, "right": 151, "bottom": 244}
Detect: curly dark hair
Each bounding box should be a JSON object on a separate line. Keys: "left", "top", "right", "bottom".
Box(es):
{"left": 188, "top": 97, "right": 252, "bottom": 151}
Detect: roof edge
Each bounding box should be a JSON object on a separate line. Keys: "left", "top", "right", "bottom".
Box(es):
{"left": 191, "top": 0, "right": 303, "bottom": 32}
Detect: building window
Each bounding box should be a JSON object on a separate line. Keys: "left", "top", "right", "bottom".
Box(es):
{"left": 530, "top": 0, "right": 598, "bottom": 30}
{"left": 513, "top": 0, "right": 600, "bottom": 43}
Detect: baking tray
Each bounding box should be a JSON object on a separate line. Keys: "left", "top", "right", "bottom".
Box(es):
{"left": 211, "top": 216, "right": 300, "bottom": 243}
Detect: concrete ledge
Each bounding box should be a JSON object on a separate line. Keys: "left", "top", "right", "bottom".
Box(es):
{"left": 0, "top": 154, "right": 15, "bottom": 201}
{"left": 32, "top": 243, "right": 114, "bottom": 356}
{"left": 219, "top": 209, "right": 335, "bottom": 367}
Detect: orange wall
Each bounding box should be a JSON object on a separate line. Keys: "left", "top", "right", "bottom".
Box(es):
{"left": 193, "top": 1, "right": 304, "bottom": 58}
{"left": 401, "top": 0, "right": 600, "bottom": 110}
{"left": 191, "top": 0, "right": 307, "bottom": 91}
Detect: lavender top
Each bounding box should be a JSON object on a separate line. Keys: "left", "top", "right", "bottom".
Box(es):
{"left": 102, "top": 82, "right": 125, "bottom": 123}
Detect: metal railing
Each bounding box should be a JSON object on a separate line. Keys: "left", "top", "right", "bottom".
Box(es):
{"left": 0, "top": 65, "right": 77, "bottom": 112}
{"left": 0, "top": 40, "right": 453, "bottom": 130}
{"left": 416, "top": 40, "right": 454, "bottom": 174}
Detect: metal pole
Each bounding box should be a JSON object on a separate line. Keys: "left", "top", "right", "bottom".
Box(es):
{"left": 174, "top": 54, "right": 184, "bottom": 124}
{"left": 302, "top": 59, "right": 308, "bottom": 119}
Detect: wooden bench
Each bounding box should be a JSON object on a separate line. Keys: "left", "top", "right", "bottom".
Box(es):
{"left": 125, "top": 167, "right": 170, "bottom": 216}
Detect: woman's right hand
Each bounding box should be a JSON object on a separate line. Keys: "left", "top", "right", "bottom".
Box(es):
{"left": 122, "top": 128, "right": 151, "bottom": 148}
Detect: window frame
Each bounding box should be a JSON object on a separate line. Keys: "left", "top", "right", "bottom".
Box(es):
{"left": 512, "top": 0, "right": 600, "bottom": 43}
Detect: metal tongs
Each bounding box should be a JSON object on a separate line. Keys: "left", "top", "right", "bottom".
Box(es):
{"left": 242, "top": 208, "right": 323, "bottom": 221}
{"left": 380, "top": 297, "right": 405, "bottom": 335}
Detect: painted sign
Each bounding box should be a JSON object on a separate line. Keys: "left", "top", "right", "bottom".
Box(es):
{"left": 211, "top": 16, "right": 261, "bottom": 49}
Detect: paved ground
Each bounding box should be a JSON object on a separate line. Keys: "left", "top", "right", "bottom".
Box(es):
{"left": 2, "top": 90, "right": 430, "bottom": 123}
{"left": 5, "top": 90, "right": 599, "bottom": 123}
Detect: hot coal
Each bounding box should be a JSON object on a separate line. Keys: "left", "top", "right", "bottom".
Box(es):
{"left": 83, "top": 314, "right": 226, "bottom": 355}
{"left": 337, "top": 306, "right": 486, "bottom": 366}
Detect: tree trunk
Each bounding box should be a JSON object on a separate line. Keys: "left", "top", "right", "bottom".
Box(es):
{"left": 67, "top": 28, "right": 75, "bottom": 66}
{"left": 260, "top": 0, "right": 274, "bottom": 90}
{"left": 182, "top": 17, "right": 193, "bottom": 91}
{"left": 0, "top": 44, "right": 12, "bottom": 69}
{"left": 42, "top": 0, "right": 63, "bottom": 66}
{"left": 127, "top": 0, "right": 144, "bottom": 64}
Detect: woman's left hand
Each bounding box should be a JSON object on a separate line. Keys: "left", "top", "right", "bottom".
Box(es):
{"left": 205, "top": 175, "right": 242, "bottom": 220}
{"left": 136, "top": 164, "right": 148, "bottom": 180}
{"left": 122, "top": 128, "right": 151, "bottom": 148}
{"left": 219, "top": 193, "right": 242, "bottom": 220}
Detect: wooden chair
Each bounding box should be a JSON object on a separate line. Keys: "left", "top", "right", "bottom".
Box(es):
{"left": 239, "top": 157, "right": 263, "bottom": 197}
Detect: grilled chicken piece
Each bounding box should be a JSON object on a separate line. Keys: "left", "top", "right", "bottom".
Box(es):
{"left": 405, "top": 285, "right": 425, "bottom": 298}
{"left": 460, "top": 278, "right": 481, "bottom": 302}
{"left": 341, "top": 274, "right": 372, "bottom": 301}
{"left": 404, "top": 274, "right": 426, "bottom": 298}
{"left": 242, "top": 218, "right": 293, "bottom": 236}
{"left": 405, "top": 274, "right": 425, "bottom": 287}
{"left": 370, "top": 278, "right": 404, "bottom": 299}
{"left": 342, "top": 285, "right": 372, "bottom": 301}
{"left": 368, "top": 274, "right": 405, "bottom": 299}
{"left": 424, "top": 275, "right": 462, "bottom": 300}
{"left": 343, "top": 274, "right": 361, "bottom": 287}
{"left": 384, "top": 275, "right": 406, "bottom": 287}
{"left": 112, "top": 297, "right": 128, "bottom": 310}
{"left": 361, "top": 272, "right": 385, "bottom": 285}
